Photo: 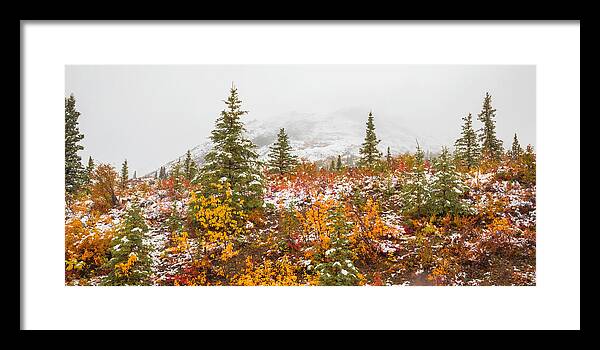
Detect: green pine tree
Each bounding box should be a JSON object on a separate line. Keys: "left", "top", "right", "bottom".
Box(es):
{"left": 386, "top": 147, "right": 392, "bottom": 166}
{"left": 401, "top": 144, "right": 430, "bottom": 218}
{"left": 120, "top": 159, "right": 129, "bottom": 190}
{"left": 428, "top": 147, "right": 468, "bottom": 216}
{"left": 454, "top": 113, "right": 481, "bottom": 170}
{"left": 171, "top": 158, "right": 183, "bottom": 193}
{"left": 509, "top": 133, "right": 523, "bottom": 160}
{"left": 336, "top": 155, "right": 343, "bottom": 171}
{"left": 267, "top": 128, "right": 298, "bottom": 175}
{"left": 85, "top": 156, "right": 95, "bottom": 187}
{"left": 183, "top": 150, "right": 198, "bottom": 182}
{"left": 312, "top": 205, "right": 362, "bottom": 286}
{"left": 358, "top": 111, "right": 382, "bottom": 167}
{"left": 199, "top": 84, "right": 264, "bottom": 211}
{"left": 65, "top": 94, "right": 85, "bottom": 196}
{"left": 159, "top": 166, "right": 166, "bottom": 180}
{"left": 330, "top": 159, "right": 336, "bottom": 171}
{"left": 133, "top": 171, "right": 137, "bottom": 179}
{"left": 166, "top": 201, "right": 184, "bottom": 242}
{"left": 520, "top": 144, "right": 536, "bottom": 185}
{"left": 478, "top": 92, "right": 504, "bottom": 161}
{"left": 101, "top": 203, "right": 152, "bottom": 286}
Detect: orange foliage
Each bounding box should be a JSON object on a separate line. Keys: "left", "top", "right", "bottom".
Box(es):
{"left": 295, "top": 196, "right": 337, "bottom": 256}
{"left": 234, "top": 255, "right": 300, "bottom": 286}
{"left": 349, "top": 198, "right": 393, "bottom": 262}
{"left": 90, "top": 164, "right": 119, "bottom": 214}
{"left": 65, "top": 216, "right": 115, "bottom": 279}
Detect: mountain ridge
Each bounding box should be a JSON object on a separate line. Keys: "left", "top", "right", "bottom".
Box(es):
{"left": 144, "top": 110, "right": 443, "bottom": 177}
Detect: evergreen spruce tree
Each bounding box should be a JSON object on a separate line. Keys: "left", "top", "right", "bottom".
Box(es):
{"left": 521, "top": 144, "right": 536, "bottom": 185}
{"left": 154, "top": 171, "right": 158, "bottom": 179}
{"left": 120, "top": 159, "right": 129, "bottom": 190}
{"left": 85, "top": 156, "right": 95, "bottom": 187}
{"left": 171, "top": 158, "right": 183, "bottom": 193}
{"left": 65, "top": 94, "right": 85, "bottom": 195}
{"left": 330, "top": 159, "right": 336, "bottom": 171}
{"left": 429, "top": 147, "right": 468, "bottom": 216}
{"left": 101, "top": 203, "right": 152, "bottom": 286}
{"left": 358, "top": 111, "right": 382, "bottom": 167}
{"left": 267, "top": 128, "right": 298, "bottom": 175}
{"left": 87, "top": 156, "right": 95, "bottom": 174}
{"left": 183, "top": 150, "right": 198, "bottom": 182}
{"left": 454, "top": 113, "right": 481, "bottom": 170}
{"left": 133, "top": 171, "right": 137, "bottom": 179}
{"left": 313, "top": 205, "right": 362, "bottom": 286}
{"left": 401, "top": 144, "right": 430, "bottom": 218}
{"left": 159, "top": 166, "right": 165, "bottom": 180}
{"left": 386, "top": 146, "right": 392, "bottom": 167}
{"left": 509, "top": 133, "right": 523, "bottom": 160}
{"left": 477, "top": 92, "right": 504, "bottom": 161}
{"left": 199, "top": 84, "right": 264, "bottom": 210}
{"left": 336, "top": 155, "right": 343, "bottom": 171}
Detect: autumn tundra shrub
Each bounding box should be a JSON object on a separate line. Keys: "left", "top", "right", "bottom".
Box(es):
{"left": 348, "top": 198, "right": 394, "bottom": 264}
{"left": 65, "top": 215, "right": 115, "bottom": 281}
{"left": 494, "top": 151, "right": 536, "bottom": 187}
{"left": 89, "top": 164, "right": 119, "bottom": 214}
{"left": 295, "top": 195, "right": 337, "bottom": 259}
{"left": 234, "top": 255, "right": 300, "bottom": 286}
{"left": 188, "top": 181, "right": 247, "bottom": 283}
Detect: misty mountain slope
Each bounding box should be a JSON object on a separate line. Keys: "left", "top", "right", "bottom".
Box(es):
{"left": 147, "top": 110, "right": 443, "bottom": 176}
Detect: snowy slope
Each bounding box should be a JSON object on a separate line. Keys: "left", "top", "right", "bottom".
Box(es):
{"left": 147, "top": 110, "right": 443, "bottom": 176}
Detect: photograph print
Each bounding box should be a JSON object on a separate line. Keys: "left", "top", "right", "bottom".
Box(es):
{"left": 64, "top": 64, "right": 536, "bottom": 286}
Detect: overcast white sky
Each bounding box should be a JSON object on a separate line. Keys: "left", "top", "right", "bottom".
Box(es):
{"left": 65, "top": 65, "right": 535, "bottom": 175}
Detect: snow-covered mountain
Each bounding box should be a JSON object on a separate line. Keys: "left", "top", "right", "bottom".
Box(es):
{"left": 147, "top": 109, "right": 443, "bottom": 176}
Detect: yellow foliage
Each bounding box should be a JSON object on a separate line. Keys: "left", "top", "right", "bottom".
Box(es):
{"left": 190, "top": 184, "right": 245, "bottom": 263}
{"left": 487, "top": 217, "right": 513, "bottom": 235}
{"left": 65, "top": 216, "right": 115, "bottom": 277}
{"left": 166, "top": 231, "right": 189, "bottom": 255}
{"left": 295, "top": 196, "right": 337, "bottom": 251}
{"left": 115, "top": 252, "right": 138, "bottom": 277}
{"left": 221, "top": 243, "right": 239, "bottom": 261}
{"left": 350, "top": 198, "right": 393, "bottom": 261}
{"left": 234, "top": 256, "right": 300, "bottom": 286}
{"left": 428, "top": 254, "right": 455, "bottom": 285}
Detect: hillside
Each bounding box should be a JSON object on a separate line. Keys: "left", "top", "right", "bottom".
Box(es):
{"left": 148, "top": 110, "right": 443, "bottom": 176}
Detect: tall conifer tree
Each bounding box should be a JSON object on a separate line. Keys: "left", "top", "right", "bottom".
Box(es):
{"left": 65, "top": 94, "right": 85, "bottom": 195}
{"left": 171, "top": 158, "right": 183, "bottom": 193}
{"left": 199, "top": 84, "right": 264, "bottom": 210}
{"left": 358, "top": 111, "right": 382, "bottom": 167}
{"left": 509, "top": 133, "right": 523, "bottom": 160}
{"left": 336, "top": 155, "right": 343, "bottom": 171}
{"left": 386, "top": 147, "right": 392, "bottom": 165}
{"left": 84, "top": 156, "right": 95, "bottom": 187}
{"left": 477, "top": 92, "right": 503, "bottom": 161}
{"left": 183, "top": 150, "right": 198, "bottom": 182}
{"left": 454, "top": 113, "right": 480, "bottom": 170}
{"left": 267, "top": 128, "right": 298, "bottom": 175}
{"left": 401, "top": 144, "right": 430, "bottom": 218}
{"left": 429, "top": 147, "right": 468, "bottom": 216}
{"left": 120, "top": 159, "right": 129, "bottom": 190}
